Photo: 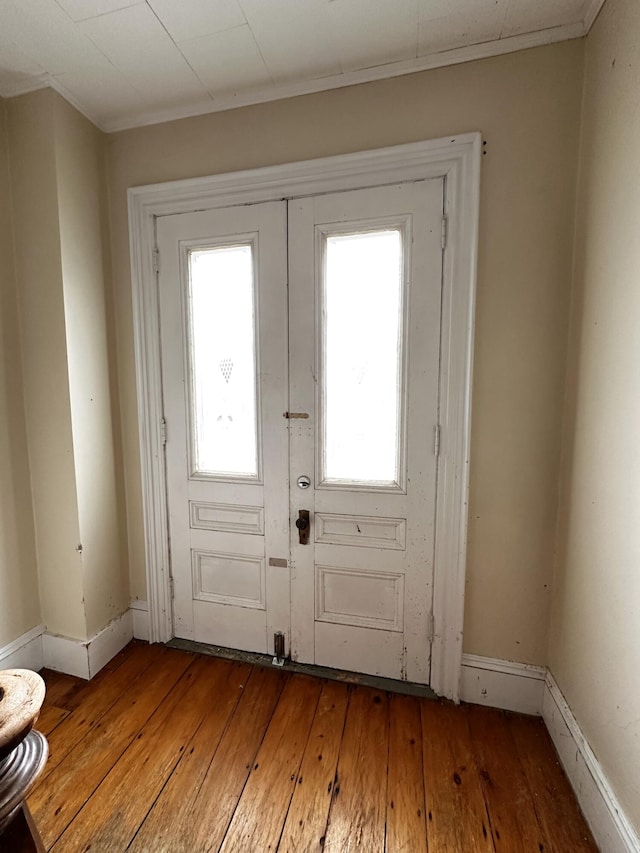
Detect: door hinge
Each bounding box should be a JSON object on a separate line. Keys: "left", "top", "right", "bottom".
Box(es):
{"left": 160, "top": 417, "right": 167, "bottom": 446}
{"left": 427, "top": 612, "right": 435, "bottom": 644}
{"left": 441, "top": 216, "right": 448, "bottom": 249}
{"left": 153, "top": 246, "right": 160, "bottom": 275}
{"left": 434, "top": 424, "right": 441, "bottom": 457}
{"left": 169, "top": 574, "right": 174, "bottom": 600}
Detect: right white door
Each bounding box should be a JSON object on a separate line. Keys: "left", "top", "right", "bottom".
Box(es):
{"left": 288, "top": 179, "right": 444, "bottom": 683}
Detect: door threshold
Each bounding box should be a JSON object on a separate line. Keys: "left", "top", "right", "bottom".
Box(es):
{"left": 167, "top": 638, "right": 437, "bottom": 699}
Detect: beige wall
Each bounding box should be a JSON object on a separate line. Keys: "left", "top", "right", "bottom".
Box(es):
{"left": 6, "top": 89, "right": 129, "bottom": 642}
{"left": 0, "top": 98, "right": 41, "bottom": 647}
{"left": 550, "top": 0, "right": 640, "bottom": 832}
{"left": 7, "top": 90, "right": 87, "bottom": 640}
{"left": 108, "top": 40, "right": 584, "bottom": 664}
{"left": 53, "top": 93, "right": 129, "bottom": 638}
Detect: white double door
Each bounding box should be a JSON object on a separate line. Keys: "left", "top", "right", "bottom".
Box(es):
{"left": 157, "top": 179, "right": 444, "bottom": 684}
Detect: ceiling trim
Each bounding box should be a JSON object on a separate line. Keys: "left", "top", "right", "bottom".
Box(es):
{"left": 1, "top": 72, "right": 107, "bottom": 132}
{"left": 584, "top": 0, "right": 607, "bottom": 32}
{"left": 1, "top": 18, "right": 588, "bottom": 135}
{"left": 47, "top": 75, "right": 107, "bottom": 132}
{"left": 0, "top": 73, "right": 50, "bottom": 99}
{"left": 104, "top": 21, "right": 585, "bottom": 133}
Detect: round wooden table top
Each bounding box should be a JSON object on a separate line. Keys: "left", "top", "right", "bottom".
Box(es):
{"left": 0, "top": 670, "right": 45, "bottom": 761}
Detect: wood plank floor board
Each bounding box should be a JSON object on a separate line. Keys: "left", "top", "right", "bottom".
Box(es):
{"left": 38, "top": 671, "right": 83, "bottom": 711}
{"left": 219, "top": 674, "right": 323, "bottom": 852}
{"left": 39, "top": 640, "right": 148, "bottom": 716}
{"left": 467, "top": 705, "right": 550, "bottom": 853}
{"left": 29, "top": 647, "right": 195, "bottom": 848}
{"left": 508, "top": 712, "right": 600, "bottom": 853}
{"left": 26, "top": 643, "right": 598, "bottom": 853}
{"left": 386, "top": 693, "right": 427, "bottom": 853}
{"left": 126, "top": 659, "right": 253, "bottom": 853}
{"left": 38, "top": 642, "right": 166, "bottom": 786}
{"left": 36, "top": 647, "right": 180, "bottom": 725}
{"left": 36, "top": 706, "right": 70, "bottom": 737}
{"left": 137, "top": 664, "right": 288, "bottom": 853}
{"left": 322, "top": 685, "right": 390, "bottom": 853}
{"left": 101, "top": 640, "right": 140, "bottom": 674}
{"left": 278, "top": 680, "right": 349, "bottom": 853}
{"left": 50, "top": 655, "right": 234, "bottom": 852}
{"left": 421, "top": 698, "right": 495, "bottom": 852}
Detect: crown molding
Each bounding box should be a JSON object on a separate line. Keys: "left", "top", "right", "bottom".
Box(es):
{"left": 46, "top": 75, "right": 107, "bottom": 132}
{"left": 1, "top": 19, "right": 586, "bottom": 135}
{"left": 0, "top": 72, "right": 107, "bottom": 132}
{"left": 584, "top": 0, "right": 607, "bottom": 33}
{"left": 0, "top": 73, "right": 51, "bottom": 99}
{"left": 105, "top": 22, "right": 584, "bottom": 132}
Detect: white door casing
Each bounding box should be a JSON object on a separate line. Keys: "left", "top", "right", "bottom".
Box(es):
{"left": 128, "top": 134, "right": 481, "bottom": 700}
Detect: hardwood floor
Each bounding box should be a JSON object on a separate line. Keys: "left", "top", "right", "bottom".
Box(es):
{"left": 27, "top": 641, "right": 598, "bottom": 852}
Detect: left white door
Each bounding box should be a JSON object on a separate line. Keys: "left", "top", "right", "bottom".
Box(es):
{"left": 157, "top": 201, "right": 290, "bottom": 655}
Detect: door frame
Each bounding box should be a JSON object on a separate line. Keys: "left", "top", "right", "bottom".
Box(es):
{"left": 128, "top": 133, "right": 481, "bottom": 701}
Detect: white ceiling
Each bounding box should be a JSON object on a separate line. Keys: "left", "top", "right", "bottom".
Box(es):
{"left": 0, "top": 0, "right": 604, "bottom": 132}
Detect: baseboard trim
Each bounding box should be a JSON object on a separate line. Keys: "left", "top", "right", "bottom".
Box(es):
{"left": 460, "top": 655, "right": 640, "bottom": 849}
{"left": 42, "top": 610, "right": 134, "bottom": 679}
{"left": 130, "top": 599, "right": 150, "bottom": 642}
{"left": 87, "top": 610, "right": 134, "bottom": 678}
{"left": 11, "top": 624, "right": 632, "bottom": 848}
{"left": 460, "top": 653, "right": 546, "bottom": 715}
{"left": 543, "top": 673, "right": 640, "bottom": 853}
{"left": 42, "top": 632, "right": 91, "bottom": 679}
{"left": 0, "top": 624, "right": 45, "bottom": 670}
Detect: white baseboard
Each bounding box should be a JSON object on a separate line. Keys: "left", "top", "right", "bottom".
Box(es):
{"left": 0, "top": 624, "right": 45, "bottom": 670}
{"left": 460, "top": 653, "right": 546, "bottom": 715}
{"left": 42, "top": 609, "right": 134, "bottom": 679}
{"left": 543, "top": 673, "right": 640, "bottom": 853}
{"left": 86, "top": 609, "right": 134, "bottom": 678}
{"left": 460, "top": 655, "right": 640, "bottom": 850}
{"left": 42, "top": 632, "right": 91, "bottom": 679}
{"left": 7, "top": 623, "right": 633, "bottom": 849}
{"left": 130, "top": 599, "right": 150, "bottom": 641}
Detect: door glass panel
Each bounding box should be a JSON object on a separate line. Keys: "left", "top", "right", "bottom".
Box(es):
{"left": 322, "top": 228, "right": 404, "bottom": 485}
{"left": 188, "top": 244, "right": 258, "bottom": 478}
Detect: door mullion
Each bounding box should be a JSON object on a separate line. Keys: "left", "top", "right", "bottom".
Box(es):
{"left": 287, "top": 196, "right": 318, "bottom": 665}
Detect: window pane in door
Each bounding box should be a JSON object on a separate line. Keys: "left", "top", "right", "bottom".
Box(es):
{"left": 188, "top": 244, "right": 258, "bottom": 478}
{"left": 323, "top": 229, "right": 404, "bottom": 485}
